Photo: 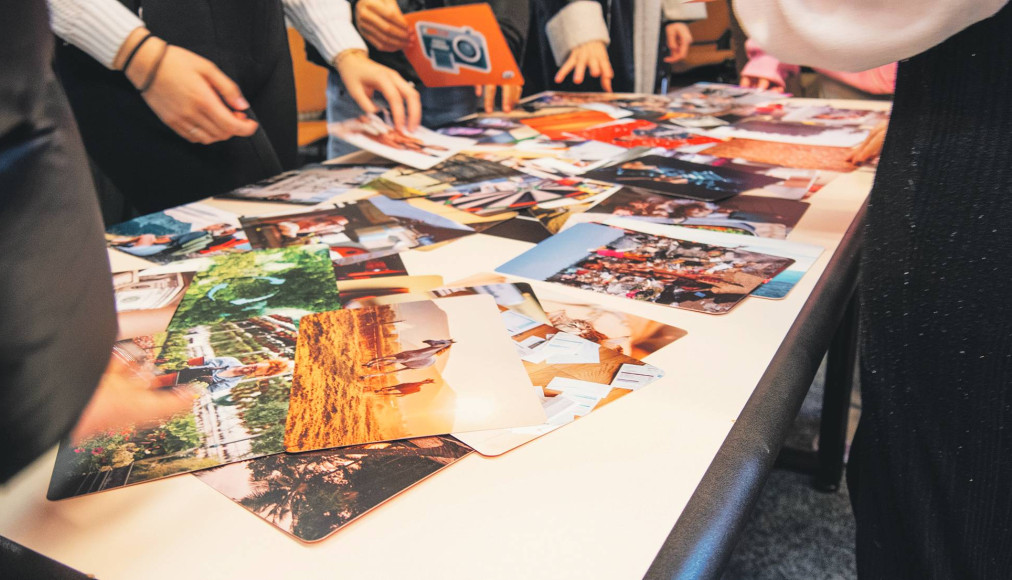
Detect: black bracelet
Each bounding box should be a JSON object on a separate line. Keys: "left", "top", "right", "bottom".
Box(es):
{"left": 121, "top": 32, "right": 153, "bottom": 75}
{"left": 139, "top": 42, "right": 170, "bottom": 93}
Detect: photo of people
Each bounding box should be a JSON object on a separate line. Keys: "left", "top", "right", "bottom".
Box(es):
{"left": 106, "top": 202, "right": 249, "bottom": 265}
{"left": 584, "top": 155, "right": 782, "bottom": 201}
{"left": 241, "top": 198, "right": 475, "bottom": 265}
{"left": 219, "top": 165, "right": 392, "bottom": 205}
{"left": 196, "top": 436, "right": 472, "bottom": 542}
{"left": 48, "top": 315, "right": 300, "bottom": 500}
{"left": 585, "top": 187, "right": 810, "bottom": 239}
{"left": 285, "top": 295, "right": 545, "bottom": 452}
{"left": 329, "top": 113, "right": 475, "bottom": 170}
{"left": 497, "top": 223, "right": 795, "bottom": 314}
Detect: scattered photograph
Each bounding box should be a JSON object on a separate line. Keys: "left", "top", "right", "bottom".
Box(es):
{"left": 598, "top": 217, "right": 825, "bottom": 299}
{"left": 195, "top": 436, "right": 472, "bottom": 542}
{"left": 583, "top": 155, "right": 782, "bottom": 202}
{"left": 113, "top": 269, "right": 196, "bottom": 339}
{"left": 106, "top": 202, "right": 249, "bottom": 265}
{"left": 328, "top": 113, "right": 475, "bottom": 170}
{"left": 364, "top": 154, "right": 524, "bottom": 199}
{"left": 240, "top": 198, "right": 474, "bottom": 265}
{"left": 436, "top": 115, "right": 538, "bottom": 144}
{"left": 665, "top": 151, "right": 837, "bottom": 200}
{"left": 284, "top": 295, "right": 546, "bottom": 452}
{"left": 48, "top": 315, "right": 299, "bottom": 500}
{"left": 218, "top": 165, "right": 391, "bottom": 205}
{"left": 569, "top": 119, "right": 721, "bottom": 150}
{"left": 519, "top": 109, "right": 617, "bottom": 140}
{"left": 333, "top": 254, "right": 408, "bottom": 282}
{"left": 666, "top": 82, "right": 787, "bottom": 116}
{"left": 583, "top": 187, "right": 810, "bottom": 239}
{"left": 337, "top": 275, "right": 445, "bottom": 308}
{"left": 496, "top": 223, "right": 795, "bottom": 314}
{"left": 536, "top": 291, "right": 687, "bottom": 358}
{"left": 701, "top": 138, "right": 859, "bottom": 172}
{"left": 167, "top": 246, "right": 340, "bottom": 332}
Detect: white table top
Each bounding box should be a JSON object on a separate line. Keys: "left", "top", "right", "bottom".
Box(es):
{"left": 0, "top": 99, "right": 885, "bottom": 580}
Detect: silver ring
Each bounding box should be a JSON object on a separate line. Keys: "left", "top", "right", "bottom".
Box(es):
{"left": 188, "top": 126, "right": 200, "bottom": 137}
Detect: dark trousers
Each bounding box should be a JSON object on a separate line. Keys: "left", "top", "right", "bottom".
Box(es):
{"left": 54, "top": 0, "right": 297, "bottom": 214}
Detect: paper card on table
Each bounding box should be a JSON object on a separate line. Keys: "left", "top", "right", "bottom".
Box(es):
{"left": 241, "top": 197, "right": 474, "bottom": 266}
{"left": 666, "top": 151, "right": 836, "bottom": 200}
{"left": 218, "top": 165, "right": 391, "bottom": 205}
{"left": 520, "top": 110, "right": 617, "bottom": 140}
{"left": 610, "top": 363, "right": 666, "bottom": 390}
{"left": 195, "top": 436, "right": 472, "bottom": 543}
{"left": 569, "top": 119, "right": 721, "bottom": 150}
{"left": 113, "top": 269, "right": 196, "bottom": 339}
{"left": 702, "top": 103, "right": 888, "bottom": 148}
{"left": 454, "top": 322, "right": 665, "bottom": 455}
{"left": 541, "top": 333, "right": 601, "bottom": 365}
{"left": 332, "top": 253, "right": 409, "bottom": 282}
{"left": 598, "top": 217, "right": 825, "bottom": 299}
{"left": 666, "top": 82, "right": 788, "bottom": 116}
{"left": 501, "top": 309, "right": 543, "bottom": 336}
{"left": 48, "top": 315, "right": 300, "bottom": 500}
{"left": 534, "top": 288, "right": 687, "bottom": 358}
{"left": 580, "top": 187, "right": 810, "bottom": 239}
{"left": 365, "top": 154, "right": 524, "bottom": 199}
{"left": 403, "top": 4, "right": 523, "bottom": 88}
{"left": 700, "top": 138, "right": 859, "bottom": 173}
{"left": 284, "top": 295, "right": 545, "bottom": 452}
{"left": 582, "top": 155, "right": 782, "bottom": 202}
{"left": 337, "top": 275, "right": 445, "bottom": 307}
{"left": 106, "top": 202, "right": 249, "bottom": 266}
{"left": 329, "top": 113, "right": 475, "bottom": 170}
{"left": 167, "top": 246, "right": 340, "bottom": 332}
{"left": 496, "top": 222, "right": 794, "bottom": 315}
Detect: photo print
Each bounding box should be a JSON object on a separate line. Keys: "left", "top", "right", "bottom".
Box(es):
{"left": 106, "top": 202, "right": 249, "bottom": 265}
{"left": 284, "top": 295, "right": 545, "bottom": 452}
{"left": 496, "top": 223, "right": 795, "bottom": 314}
{"left": 218, "top": 165, "right": 392, "bottom": 205}
{"left": 583, "top": 187, "right": 810, "bottom": 239}
{"left": 196, "top": 436, "right": 472, "bottom": 542}
{"left": 48, "top": 315, "right": 300, "bottom": 500}
{"left": 583, "top": 155, "right": 782, "bottom": 202}
{"left": 328, "top": 113, "right": 475, "bottom": 170}
{"left": 365, "top": 154, "right": 524, "bottom": 199}
{"left": 167, "top": 246, "right": 340, "bottom": 332}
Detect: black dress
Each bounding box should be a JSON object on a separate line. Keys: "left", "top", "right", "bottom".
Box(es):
{"left": 849, "top": 4, "right": 1012, "bottom": 578}
{"left": 54, "top": 0, "right": 297, "bottom": 214}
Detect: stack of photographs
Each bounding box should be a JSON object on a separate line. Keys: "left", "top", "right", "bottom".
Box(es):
{"left": 218, "top": 165, "right": 391, "bottom": 205}
{"left": 106, "top": 202, "right": 249, "bottom": 265}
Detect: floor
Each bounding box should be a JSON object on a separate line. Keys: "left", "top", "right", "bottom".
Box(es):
{"left": 721, "top": 360, "right": 862, "bottom": 580}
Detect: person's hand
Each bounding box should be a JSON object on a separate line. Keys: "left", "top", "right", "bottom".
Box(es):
{"left": 663, "top": 22, "right": 693, "bottom": 63}
{"left": 355, "top": 0, "right": 412, "bottom": 52}
{"left": 124, "top": 37, "right": 258, "bottom": 144}
{"left": 475, "top": 84, "right": 523, "bottom": 113}
{"left": 847, "top": 121, "right": 888, "bottom": 164}
{"left": 335, "top": 49, "right": 421, "bottom": 132}
{"left": 739, "top": 75, "right": 784, "bottom": 92}
{"left": 555, "top": 40, "right": 614, "bottom": 93}
{"left": 70, "top": 352, "right": 197, "bottom": 445}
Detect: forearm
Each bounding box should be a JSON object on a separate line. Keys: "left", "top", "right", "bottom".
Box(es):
{"left": 283, "top": 0, "right": 367, "bottom": 65}
{"left": 732, "top": 0, "right": 1009, "bottom": 71}
{"left": 48, "top": 0, "right": 144, "bottom": 68}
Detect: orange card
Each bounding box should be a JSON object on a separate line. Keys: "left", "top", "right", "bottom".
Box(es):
{"left": 519, "top": 110, "right": 616, "bottom": 140}
{"left": 403, "top": 3, "right": 523, "bottom": 88}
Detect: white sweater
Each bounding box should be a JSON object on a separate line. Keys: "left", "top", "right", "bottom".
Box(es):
{"left": 48, "top": 0, "right": 367, "bottom": 69}
{"left": 732, "top": 0, "right": 1009, "bottom": 71}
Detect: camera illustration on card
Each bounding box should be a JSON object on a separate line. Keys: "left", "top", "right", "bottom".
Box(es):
{"left": 416, "top": 21, "right": 492, "bottom": 74}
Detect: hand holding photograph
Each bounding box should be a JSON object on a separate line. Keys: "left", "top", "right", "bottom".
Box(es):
{"left": 328, "top": 113, "right": 475, "bottom": 170}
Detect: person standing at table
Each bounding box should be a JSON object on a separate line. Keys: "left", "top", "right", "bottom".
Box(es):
{"left": 0, "top": 0, "right": 193, "bottom": 482}
{"left": 49, "top": 0, "right": 422, "bottom": 214}
{"left": 734, "top": 1, "right": 1012, "bottom": 577}
{"left": 523, "top": 0, "right": 705, "bottom": 95}
{"left": 325, "top": 0, "right": 529, "bottom": 158}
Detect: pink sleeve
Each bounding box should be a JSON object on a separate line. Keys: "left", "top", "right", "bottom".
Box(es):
{"left": 741, "top": 39, "right": 800, "bottom": 89}
{"left": 815, "top": 62, "right": 898, "bottom": 95}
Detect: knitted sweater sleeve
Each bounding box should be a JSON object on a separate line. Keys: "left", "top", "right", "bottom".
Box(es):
{"left": 732, "top": 0, "right": 1009, "bottom": 71}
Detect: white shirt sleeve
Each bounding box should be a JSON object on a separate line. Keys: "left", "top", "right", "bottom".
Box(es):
{"left": 282, "top": 0, "right": 367, "bottom": 66}
{"left": 48, "top": 0, "right": 145, "bottom": 69}
{"left": 545, "top": 1, "right": 611, "bottom": 67}
{"left": 732, "top": 0, "right": 1009, "bottom": 71}
{"left": 663, "top": 0, "right": 706, "bottom": 22}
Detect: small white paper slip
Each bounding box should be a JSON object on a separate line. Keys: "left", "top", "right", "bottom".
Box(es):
{"left": 541, "top": 395, "right": 581, "bottom": 423}
{"left": 519, "top": 335, "right": 552, "bottom": 363}
{"left": 609, "top": 363, "right": 666, "bottom": 390}
{"left": 501, "top": 310, "right": 542, "bottom": 336}
{"left": 546, "top": 376, "right": 613, "bottom": 399}
{"left": 579, "top": 102, "right": 635, "bottom": 119}
{"left": 545, "top": 340, "right": 600, "bottom": 365}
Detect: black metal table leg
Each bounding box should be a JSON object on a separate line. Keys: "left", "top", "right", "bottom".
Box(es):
{"left": 814, "top": 291, "right": 859, "bottom": 492}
